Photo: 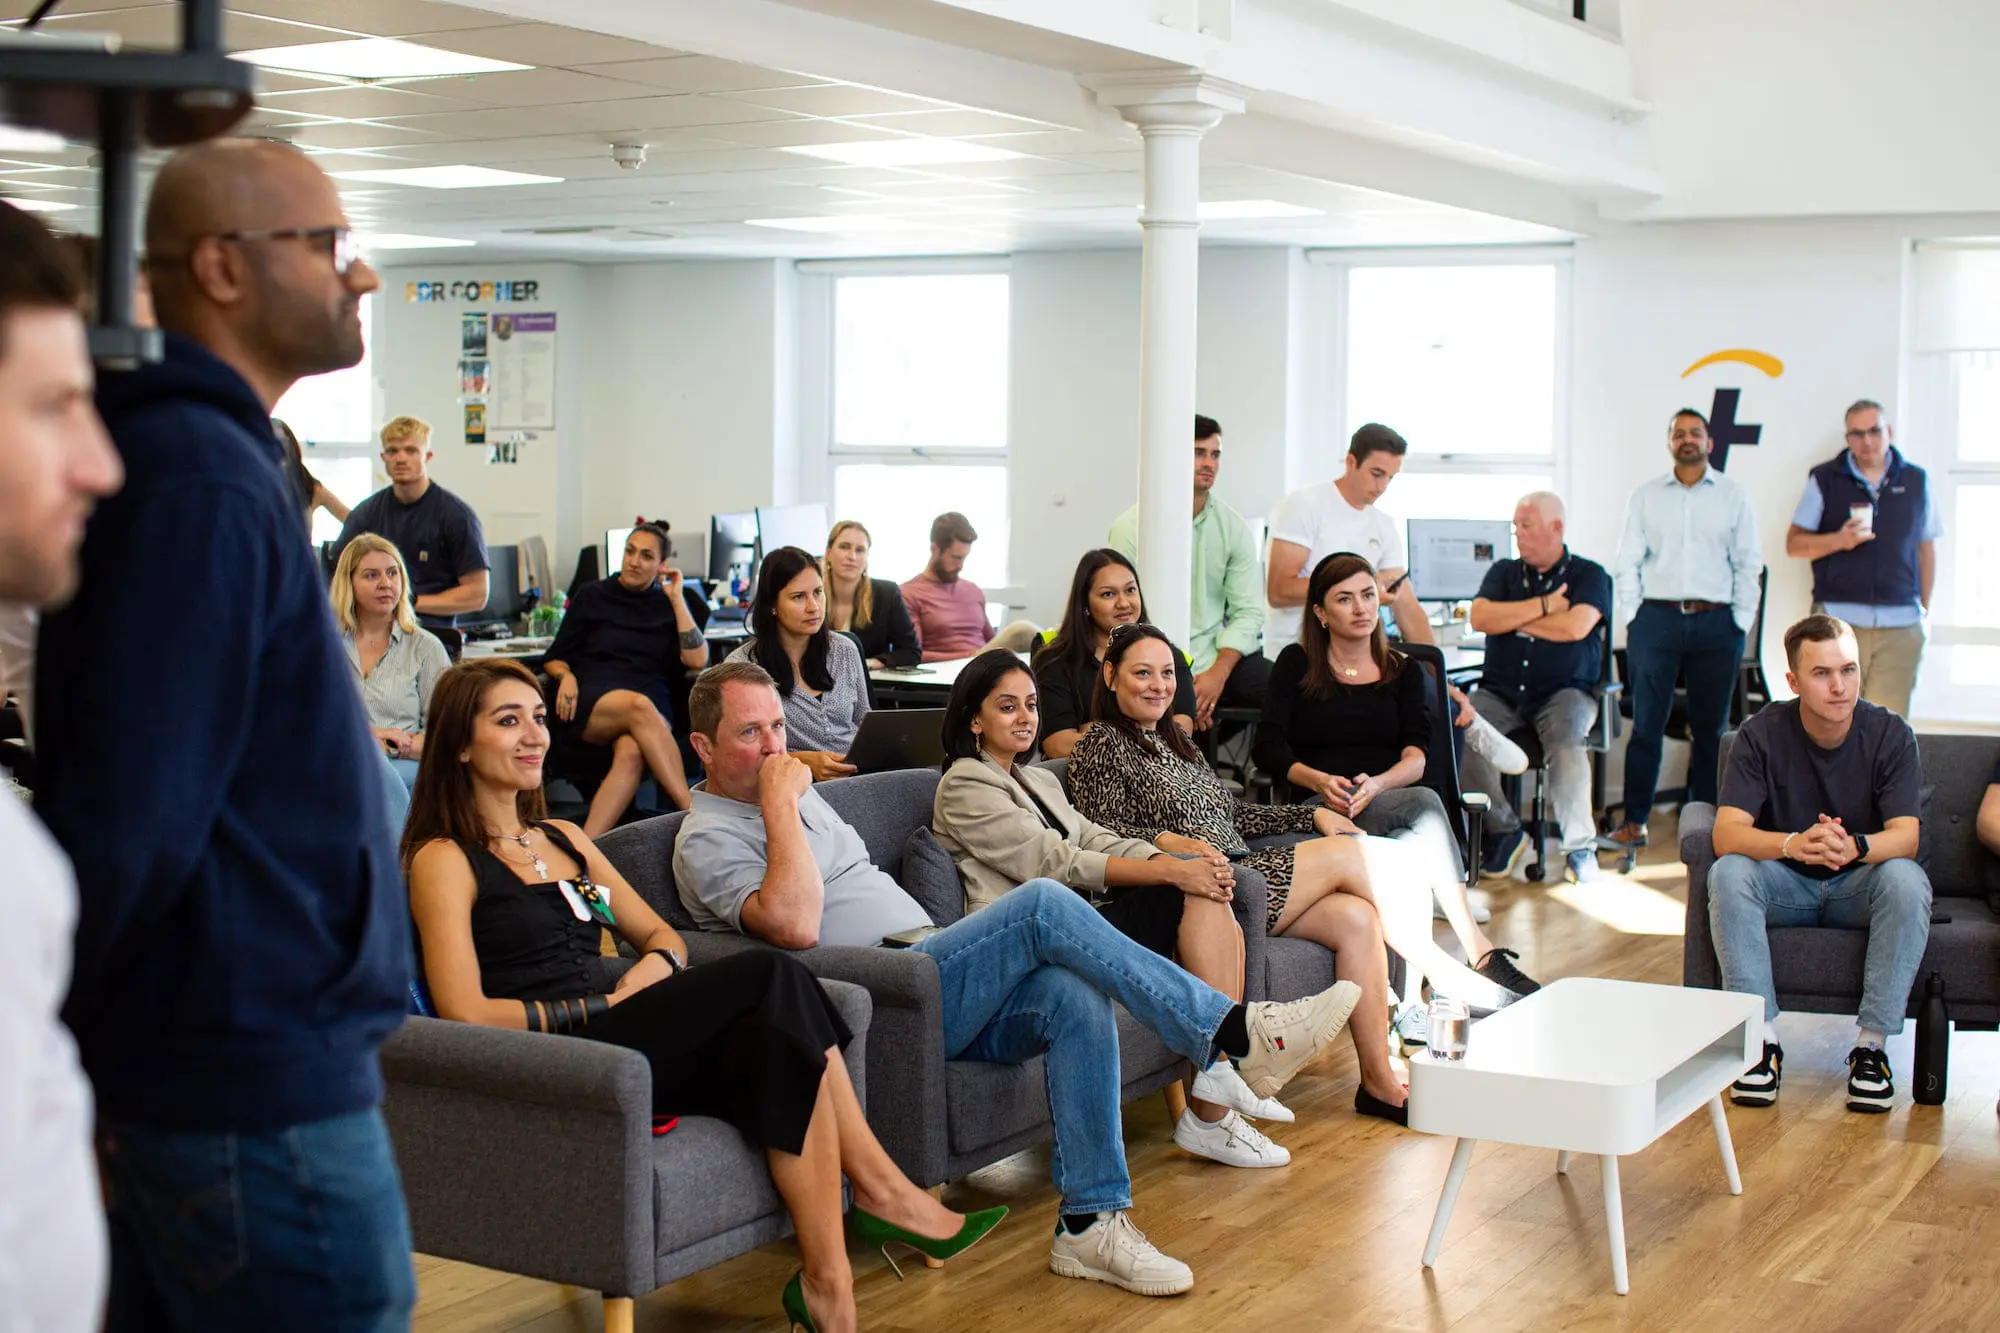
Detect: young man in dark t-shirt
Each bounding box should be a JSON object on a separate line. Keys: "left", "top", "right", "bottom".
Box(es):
{"left": 1709, "top": 614, "right": 1930, "bottom": 1115}
{"left": 333, "top": 414, "right": 487, "bottom": 629}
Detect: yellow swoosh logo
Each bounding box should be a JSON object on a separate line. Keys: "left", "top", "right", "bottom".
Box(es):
{"left": 1681, "top": 349, "right": 1784, "bottom": 379}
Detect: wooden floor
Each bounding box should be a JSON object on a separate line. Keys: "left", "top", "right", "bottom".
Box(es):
{"left": 412, "top": 815, "right": 2000, "bottom": 1332}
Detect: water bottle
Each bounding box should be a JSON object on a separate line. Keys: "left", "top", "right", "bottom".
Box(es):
{"left": 1914, "top": 971, "right": 1949, "bottom": 1106}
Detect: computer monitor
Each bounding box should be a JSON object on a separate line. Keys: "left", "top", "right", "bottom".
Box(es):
{"left": 1405, "top": 518, "right": 1514, "bottom": 603}
{"left": 481, "top": 544, "right": 527, "bottom": 619}
{"left": 709, "top": 510, "right": 759, "bottom": 585}
{"left": 755, "top": 503, "right": 829, "bottom": 562}
{"left": 604, "top": 526, "right": 635, "bottom": 574}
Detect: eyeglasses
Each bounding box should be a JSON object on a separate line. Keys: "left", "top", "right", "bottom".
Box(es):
{"left": 1843, "top": 425, "right": 1886, "bottom": 442}
{"left": 1107, "top": 622, "right": 1153, "bottom": 644}
{"left": 148, "top": 227, "right": 365, "bottom": 277}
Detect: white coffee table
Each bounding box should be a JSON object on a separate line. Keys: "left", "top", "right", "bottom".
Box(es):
{"left": 1409, "top": 977, "right": 1763, "bottom": 1294}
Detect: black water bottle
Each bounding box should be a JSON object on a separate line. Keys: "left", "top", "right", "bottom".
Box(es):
{"left": 1914, "top": 971, "right": 1949, "bottom": 1106}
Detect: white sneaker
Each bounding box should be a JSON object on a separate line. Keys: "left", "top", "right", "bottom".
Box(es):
{"left": 1464, "top": 712, "right": 1529, "bottom": 775}
{"left": 1189, "top": 1060, "right": 1295, "bottom": 1123}
{"left": 1173, "top": 1107, "right": 1290, "bottom": 1168}
{"left": 1236, "top": 981, "right": 1363, "bottom": 1099}
{"left": 1048, "top": 1211, "right": 1195, "bottom": 1297}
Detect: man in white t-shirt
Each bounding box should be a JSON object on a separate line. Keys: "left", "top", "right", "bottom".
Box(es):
{"left": 0, "top": 200, "right": 124, "bottom": 1333}
{"left": 1266, "top": 423, "right": 1432, "bottom": 648}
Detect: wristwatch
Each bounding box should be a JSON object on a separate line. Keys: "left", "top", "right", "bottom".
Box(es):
{"left": 1849, "top": 833, "right": 1870, "bottom": 868}
{"left": 649, "top": 946, "right": 687, "bottom": 976}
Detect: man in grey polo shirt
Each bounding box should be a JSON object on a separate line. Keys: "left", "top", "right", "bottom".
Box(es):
{"left": 674, "top": 660, "right": 1361, "bottom": 1300}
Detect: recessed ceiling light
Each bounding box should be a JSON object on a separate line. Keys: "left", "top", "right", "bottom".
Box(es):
{"left": 780, "top": 139, "right": 1023, "bottom": 167}
{"left": 745, "top": 215, "right": 912, "bottom": 233}
{"left": 332, "top": 165, "right": 562, "bottom": 189}
{"left": 0, "top": 126, "right": 66, "bottom": 154}
{"left": 234, "top": 38, "right": 530, "bottom": 81}
{"left": 2, "top": 198, "right": 77, "bottom": 213}
{"left": 1197, "top": 199, "right": 1324, "bottom": 220}
{"left": 362, "top": 233, "right": 476, "bottom": 250}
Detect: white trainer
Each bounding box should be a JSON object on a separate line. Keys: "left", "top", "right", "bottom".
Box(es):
{"left": 1236, "top": 980, "right": 1363, "bottom": 1099}
{"left": 1048, "top": 1211, "right": 1195, "bottom": 1297}
{"left": 1189, "top": 1060, "right": 1295, "bottom": 1123}
{"left": 1173, "top": 1107, "right": 1290, "bottom": 1168}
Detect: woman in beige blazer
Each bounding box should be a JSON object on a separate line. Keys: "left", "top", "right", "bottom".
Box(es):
{"left": 932, "top": 650, "right": 1297, "bottom": 1169}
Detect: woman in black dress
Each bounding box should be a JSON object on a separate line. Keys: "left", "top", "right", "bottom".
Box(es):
{"left": 1033, "top": 549, "right": 1197, "bottom": 758}
{"left": 822, "top": 519, "right": 921, "bottom": 668}
{"left": 543, "top": 522, "right": 704, "bottom": 830}
{"left": 405, "top": 660, "right": 1005, "bottom": 1333}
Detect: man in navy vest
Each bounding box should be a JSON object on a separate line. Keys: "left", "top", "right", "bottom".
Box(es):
{"left": 1783, "top": 400, "right": 1940, "bottom": 717}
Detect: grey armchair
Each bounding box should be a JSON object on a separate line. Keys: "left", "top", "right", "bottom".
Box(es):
{"left": 381, "top": 963, "right": 871, "bottom": 1332}
{"left": 597, "top": 767, "right": 1264, "bottom": 1188}
{"left": 1682, "top": 730, "right": 2000, "bottom": 1028}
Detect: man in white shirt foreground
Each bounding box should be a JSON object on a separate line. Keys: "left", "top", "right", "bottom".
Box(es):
{"left": 0, "top": 199, "right": 126, "bottom": 1332}
{"left": 1609, "top": 408, "right": 1764, "bottom": 848}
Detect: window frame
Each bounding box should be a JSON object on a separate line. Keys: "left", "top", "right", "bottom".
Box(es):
{"left": 1301, "top": 245, "right": 1575, "bottom": 502}
{"left": 1901, "top": 347, "right": 2000, "bottom": 649}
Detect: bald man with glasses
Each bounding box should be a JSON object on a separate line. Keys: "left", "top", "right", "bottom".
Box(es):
{"left": 35, "top": 139, "right": 416, "bottom": 1331}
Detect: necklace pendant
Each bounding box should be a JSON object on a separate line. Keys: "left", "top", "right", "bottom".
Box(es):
{"left": 532, "top": 855, "right": 550, "bottom": 878}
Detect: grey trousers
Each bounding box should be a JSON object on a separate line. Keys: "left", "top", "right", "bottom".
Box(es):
{"left": 1460, "top": 688, "right": 1598, "bottom": 853}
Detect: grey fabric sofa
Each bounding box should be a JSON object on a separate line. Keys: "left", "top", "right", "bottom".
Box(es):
{"left": 597, "top": 767, "right": 1265, "bottom": 1188}
{"left": 1682, "top": 730, "right": 2000, "bottom": 1027}
{"left": 380, "top": 959, "right": 871, "bottom": 1329}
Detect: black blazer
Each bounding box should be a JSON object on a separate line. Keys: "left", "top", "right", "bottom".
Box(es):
{"left": 843, "top": 578, "right": 921, "bottom": 668}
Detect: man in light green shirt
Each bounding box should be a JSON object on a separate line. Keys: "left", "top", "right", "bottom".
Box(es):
{"left": 1107, "top": 414, "right": 1270, "bottom": 728}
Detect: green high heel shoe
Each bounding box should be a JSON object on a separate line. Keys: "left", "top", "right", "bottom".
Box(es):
{"left": 850, "top": 1204, "right": 1009, "bottom": 1280}
{"left": 780, "top": 1270, "right": 816, "bottom": 1332}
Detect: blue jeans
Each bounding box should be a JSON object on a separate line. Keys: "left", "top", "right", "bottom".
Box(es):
{"left": 375, "top": 749, "right": 411, "bottom": 841}
{"left": 98, "top": 1108, "right": 416, "bottom": 1332}
{"left": 1707, "top": 854, "right": 1933, "bottom": 1035}
{"left": 1622, "top": 603, "right": 1743, "bottom": 817}
{"left": 914, "top": 879, "right": 1234, "bottom": 1215}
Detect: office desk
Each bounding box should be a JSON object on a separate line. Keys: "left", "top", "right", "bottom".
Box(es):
{"left": 868, "top": 653, "right": 1026, "bottom": 709}
{"left": 462, "top": 636, "right": 554, "bottom": 671}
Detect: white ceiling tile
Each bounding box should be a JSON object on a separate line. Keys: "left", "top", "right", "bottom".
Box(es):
{"left": 33, "top": 6, "right": 355, "bottom": 49}
{"left": 285, "top": 121, "right": 451, "bottom": 150}
{"left": 238, "top": 0, "right": 517, "bottom": 35}
{"left": 372, "top": 106, "right": 606, "bottom": 139}
{"left": 421, "top": 22, "right": 681, "bottom": 67}
{"left": 700, "top": 119, "right": 907, "bottom": 150}
{"left": 390, "top": 68, "right": 667, "bottom": 107}
{"left": 720, "top": 84, "right": 955, "bottom": 117}
{"left": 965, "top": 129, "right": 1137, "bottom": 155}
{"left": 2, "top": 0, "right": 163, "bottom": 15}
{"left": 574, "top": 55, "right": 831, "bottom": 94}
{"left": 840, "top": 108, "right": 1064, "bottom": 138}
{"left": 259, "top": 84, "right": 460, "bottom": 119}
{"left": 552, "top": 96, "right": 804, "bottom": 134}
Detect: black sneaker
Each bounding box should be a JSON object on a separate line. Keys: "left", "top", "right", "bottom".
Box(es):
{"left": 1479, "top": 829, "right": 1531, "bottom": 879}
{"left": 1846, "top": 1046, "right": 1895, "bottom": 1114}
{"left": 1732, "top": 1041, "right": 1783, "bottom": 1106}
{"left": 1473, "top": 947, "right": 1541, "bottom": 997}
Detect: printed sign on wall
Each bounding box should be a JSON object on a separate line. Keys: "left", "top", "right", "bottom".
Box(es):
{"left": 1680, "top": 349, "right": 1785, "bottom": 470}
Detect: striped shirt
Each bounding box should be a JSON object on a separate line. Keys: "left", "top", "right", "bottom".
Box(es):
{"left": 726, "top": 633, "right": 871, "bottom": 755}
{"left": 341, "top": 624, "right": 451, "bottom": 734}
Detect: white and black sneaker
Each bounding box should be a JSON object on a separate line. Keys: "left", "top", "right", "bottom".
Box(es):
{"left": 1846, "top": 1046, "right": 1895, "bottom": 1114}
{"left": 1731, "top": 1041, "right": 1783, "bottom": 1107}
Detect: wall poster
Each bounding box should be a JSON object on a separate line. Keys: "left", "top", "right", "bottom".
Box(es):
{"left": 489, "top": 311, "right": 557, "bottom": 430}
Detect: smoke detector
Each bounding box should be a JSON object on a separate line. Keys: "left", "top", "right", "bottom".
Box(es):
{"left": 610, "top": 142, "right": 647, "bottom": 170}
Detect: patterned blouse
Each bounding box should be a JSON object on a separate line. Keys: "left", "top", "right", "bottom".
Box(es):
{"left": 1068, "top": 721, "right": 1317, "bottom": 854}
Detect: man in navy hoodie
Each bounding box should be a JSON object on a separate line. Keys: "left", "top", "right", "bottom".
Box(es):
{"left": 34, "top": 139, "right": 414, "bottom": 1330}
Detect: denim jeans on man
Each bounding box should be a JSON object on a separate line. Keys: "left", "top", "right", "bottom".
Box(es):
{"left": 98, "top": 1108, "right": 415, "bottom": 1333}
{"left": 1622, "top": 603, "right": 1744, "bottom": 818}
{"left": 1707, "top": 855, "right": 1932, "bottom": 1035}
{"left": 914, "top": 879, "right": 1234, "bottom": 1215}
{"left": 1462, "top": 688, "right": 1598, "bottom": 852}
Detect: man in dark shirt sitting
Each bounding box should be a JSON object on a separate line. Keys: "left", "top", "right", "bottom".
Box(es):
{"left": 1463, "top": 491, "right": 1612, "bottom": 884}
{"left": 1709, "top": 613, "right": 1929, "bottom": 1115}
{"left": 334, "top": 413, "right": 488, "bottom": 628}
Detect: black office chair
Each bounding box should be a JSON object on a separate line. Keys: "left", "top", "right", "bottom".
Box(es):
{"left": 1201, "top": 704, "right": 1272, "bottom": 802}
{"left": 1483, "top": 596, "right": 1623, "bottom": 882}
{"left": 431, "top": 627, "right": 465, "bottom": 663}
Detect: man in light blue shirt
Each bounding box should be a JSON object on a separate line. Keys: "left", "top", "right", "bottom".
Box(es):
{"left": 1783, "top": 400, "right": 1940, "bottom": 717}
{"left": 1608, "top": 407, "right": 1764, "bottom": 848}
{"left": 1107, "top": 415, "right": 1269, "bottom": 724}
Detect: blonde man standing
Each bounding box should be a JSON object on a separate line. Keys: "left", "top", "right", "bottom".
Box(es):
{"left": 334, "top": 413, "right": 488, "bottom": 628}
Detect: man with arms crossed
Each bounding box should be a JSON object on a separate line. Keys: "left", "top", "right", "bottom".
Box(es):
{"left": 1784, "top": 399, "right": 1940, "bottom": 717}
{"left": 1108, "top": 414, "right": 1269, "bottom": 723}
{"left": 676, "top": 661, "right": 1360, "bottom": 1298}
{"left": 35, "top": 140, "right": 415, "bottom": 1329}
{"left": 336, "top": 413, "right": 489, "bottom": 629}
{"left": 0, "top": 200, "right": 124, "bottom": 1333}
{"left": 1710, "top": 615, "right": 1930, "bottom": 1114}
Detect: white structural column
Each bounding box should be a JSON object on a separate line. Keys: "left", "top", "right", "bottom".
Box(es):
{"left": 1088, "top": 75, "right": 1246, "bottom": 648}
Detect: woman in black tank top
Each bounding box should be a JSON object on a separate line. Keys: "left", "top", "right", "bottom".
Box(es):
{"left": 405, "top": 660, "right": 1005, "bottom": 1331}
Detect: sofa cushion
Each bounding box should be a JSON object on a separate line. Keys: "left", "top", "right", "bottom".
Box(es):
{"left": 816, "top": 769, "right": 944, "bottom": 877}
{"left": 1768, "top": 896, "right": 2000, "bottom": 1020}
{"left": 901, "top": 827, "right": 965, "bottom": 927}
{"left": 650, "top": 1117, "right": 783, "bottom": 1255}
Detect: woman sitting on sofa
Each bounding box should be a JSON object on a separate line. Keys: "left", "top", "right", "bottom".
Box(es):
{"left": 405, "top": 658, "right": 1004, "bottom": 1333}
{"left": 932, "top": 648, "right": 1290, "bottom": 1167}
{"left": 1033, "top": 549, "right": 1196, "bottom": 758}
{"left": 726, "top": 545, "right": 871, "bottom": 783}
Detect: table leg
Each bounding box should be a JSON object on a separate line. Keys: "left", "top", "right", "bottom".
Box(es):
{"left": 1600, "top": 1154, "right": 1628, "bottom": 1295}
{"left": 1556, "top": 1150, "right": 1572, "bottom": 1175}
{"left": 1422, "top": 1138, "right": 1478, "bottom": 1268}
{"left": 1708, "top": 1094, "right": 1743, "bottom": 1195}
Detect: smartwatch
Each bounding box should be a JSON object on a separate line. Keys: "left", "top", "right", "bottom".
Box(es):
{"left": 1849, "top": 833, "right": 1870, "bottom": 868}
{"left": 649, "top": 946, "right": 687, "bottom": 976}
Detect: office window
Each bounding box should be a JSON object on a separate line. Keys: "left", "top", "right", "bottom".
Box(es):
{"left": 822, "top": 268, "right": 1011, "bottom": 586}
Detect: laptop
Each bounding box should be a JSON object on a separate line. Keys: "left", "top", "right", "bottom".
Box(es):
{"left": 843, "top": 708, "right": 947, "bottom": 775}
